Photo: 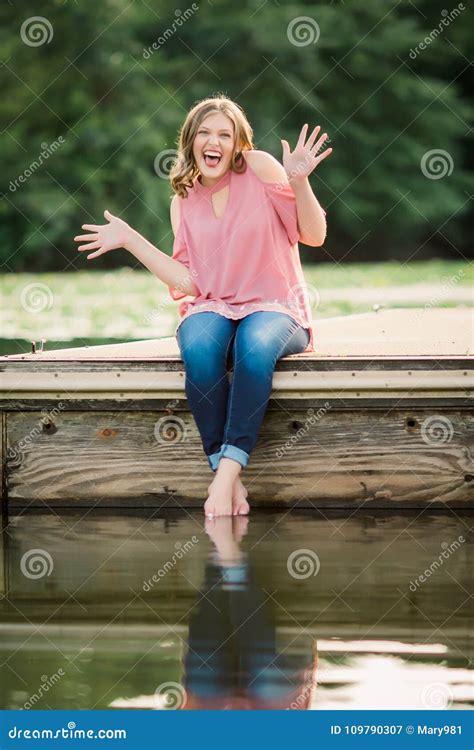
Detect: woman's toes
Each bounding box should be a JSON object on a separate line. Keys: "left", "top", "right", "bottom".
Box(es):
{"left": 232, "top": 498, "right": 250, "bottom": 516}
{"left": 204, "top": 491, "right": 233, "bottom": 518}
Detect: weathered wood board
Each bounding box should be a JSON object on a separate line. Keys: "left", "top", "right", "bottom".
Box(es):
{"left": 3, "top": 407, "right": 473, "bottom": 506}
{"left": 1, "top": 309, "right": 473, "bottom": 508}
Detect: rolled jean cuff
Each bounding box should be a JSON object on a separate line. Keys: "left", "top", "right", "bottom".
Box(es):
{"left": 208, "top": 449, "right": 223, "bottom": 472}
{"left": 207, "top": 443, "right": 250, "bottom": 471}
{"left": 220, "top": 443, "right": 249, "bottom": 469}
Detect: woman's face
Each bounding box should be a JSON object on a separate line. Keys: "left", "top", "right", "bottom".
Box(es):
{"left": 192, "top": 112, "right": 236, "bottom": 180}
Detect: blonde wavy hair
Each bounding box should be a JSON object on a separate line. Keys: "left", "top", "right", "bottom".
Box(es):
{"left": 170, "top": 94, "right": 255, "bottom": 198}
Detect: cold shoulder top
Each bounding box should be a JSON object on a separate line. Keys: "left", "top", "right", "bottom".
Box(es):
{"left": 168, "top": 154, "right": 325, "bottom": 353}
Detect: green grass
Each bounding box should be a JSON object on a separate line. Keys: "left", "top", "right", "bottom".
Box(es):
{"left": 1, "top": 260, "right": 472, "bottom": 356}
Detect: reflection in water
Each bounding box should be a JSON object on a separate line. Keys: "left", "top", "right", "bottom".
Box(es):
{"left": 0, "top": 509, "right": 472, "bottom": 710}
{"left": 182, "top": 517, "right": 315, "bottom": 709}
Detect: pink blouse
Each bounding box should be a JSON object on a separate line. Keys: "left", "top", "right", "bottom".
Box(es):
{"left": 168, "top": 155, "right": 324, "bottom": 353}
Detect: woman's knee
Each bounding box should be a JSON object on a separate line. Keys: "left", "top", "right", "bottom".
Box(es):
{"left": 232, "top": 338, "right": 278, "bottom": 377}
{"left": 179, "top": 336, "right": 231, "bottom": 387}
{"left": 235, "top": 316, "right": 307, "bottom": 367}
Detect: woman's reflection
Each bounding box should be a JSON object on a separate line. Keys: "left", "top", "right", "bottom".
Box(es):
{"left": 182, "top": 516, "right": 317, "bottom": 709}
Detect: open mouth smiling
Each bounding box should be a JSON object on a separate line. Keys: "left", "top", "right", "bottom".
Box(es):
{"left": 203, "top": 150, "right": 222, "bottom": 167}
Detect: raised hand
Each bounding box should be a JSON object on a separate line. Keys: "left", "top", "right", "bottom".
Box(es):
{"left": 281, "top": 124, "right": 332, "bottom": 182}
{"left": 74, "top": 209, "right": 132, "bottom": 260}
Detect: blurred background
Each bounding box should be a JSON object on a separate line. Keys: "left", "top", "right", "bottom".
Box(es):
{"left": 1, "top": 0, "right": 472, "bottom": 354}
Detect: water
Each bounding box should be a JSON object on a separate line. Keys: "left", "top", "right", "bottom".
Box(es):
{"left": 0, "top": 510, "right": 472, "bottom": 710}
{"left": 0, "top": 338, "right": 145, "bottom": 357}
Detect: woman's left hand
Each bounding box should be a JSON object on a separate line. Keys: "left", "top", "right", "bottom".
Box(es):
{"left": 281, "top": 124, "right": 332, "bottom": 182}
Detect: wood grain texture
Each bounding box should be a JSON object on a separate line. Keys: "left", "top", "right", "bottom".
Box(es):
{"left": 5, "top": 408, "right": 473, "bottom": 507}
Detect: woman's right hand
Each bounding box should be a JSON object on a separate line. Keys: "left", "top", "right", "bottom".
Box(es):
{"left": 74, "top": 209, "right": 133, "bottom": 259}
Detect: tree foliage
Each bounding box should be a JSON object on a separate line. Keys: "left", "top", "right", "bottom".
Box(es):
{"left": 0, "top": 0, "right": 472, "bottom": 271}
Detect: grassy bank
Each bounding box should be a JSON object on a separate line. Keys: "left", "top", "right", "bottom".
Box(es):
{"left": 1, "top": 260, "right": 471, "bottom": 355}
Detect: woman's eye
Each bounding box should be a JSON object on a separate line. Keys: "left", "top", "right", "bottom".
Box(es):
{"left": 197, "top": 131, "right": 231, "bottom": 137}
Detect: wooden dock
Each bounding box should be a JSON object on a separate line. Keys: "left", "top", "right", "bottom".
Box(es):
{"left": 1, "top": 308, "right": 473, "bottom": 509}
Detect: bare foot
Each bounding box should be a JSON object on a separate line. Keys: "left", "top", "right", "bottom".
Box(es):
{"left": 207, "top": 474, "right": 250, "bottom": 517}
{"left": 232, "top": 475, "right": 250, "bottom": 516}
{"left": 204, "top": 474, "right": 233, "bottom": 517}
{"left": 204, "top": 515, "right": 249, "bottom": 561}
{"left": 232, "top": 514, "right": 249, "bottom": 543}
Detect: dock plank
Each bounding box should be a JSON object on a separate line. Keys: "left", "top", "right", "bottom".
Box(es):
{"left": 1, "top": 309, "right": 473, "bottom": 508}
{"left": 1, "top": 309, "right": 473, "bottom": 360}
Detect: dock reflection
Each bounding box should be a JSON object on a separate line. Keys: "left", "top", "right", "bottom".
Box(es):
{"left": 182, "top": 517, "right": 316, "bottom": 709}
{"left": 0, "top": 509, "right": 471, "bottom": 710}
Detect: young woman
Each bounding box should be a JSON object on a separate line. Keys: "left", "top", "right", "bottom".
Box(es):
{"left": 74, "top": 95, "right": 331, "bottom": 519}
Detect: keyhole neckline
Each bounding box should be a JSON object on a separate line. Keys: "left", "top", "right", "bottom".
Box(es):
{"left": 194, "top": 167, "right": 231, "bottom": 195}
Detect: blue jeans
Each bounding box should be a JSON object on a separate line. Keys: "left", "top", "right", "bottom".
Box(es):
{"left": 176, "top": 311, "right": 310, "bottom": 472}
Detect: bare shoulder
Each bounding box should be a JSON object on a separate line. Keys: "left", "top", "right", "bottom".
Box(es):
{"left": 244, "top": 149, "right": 288, "bottom": 184}
{"left": 170, "top": 194, "right": 181, "bottom": 235}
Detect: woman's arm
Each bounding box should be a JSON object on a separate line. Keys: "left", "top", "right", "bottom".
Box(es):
{"left": 74, "top": 206, "right": 199, "bottom": 296}
{"left": 245, "top": 143, "right": 329, "bottom": 247}
{"left": 286, "top": 176, "right": 327, "bottom": 247}
{"left": 281, "top": 124, "right": 332, "bottom": 247}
